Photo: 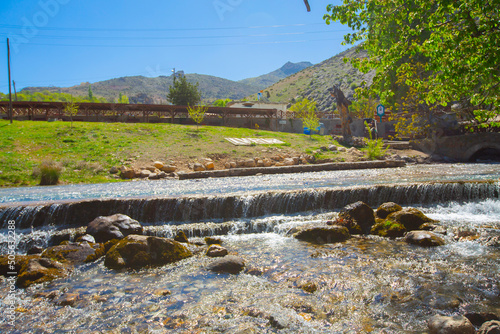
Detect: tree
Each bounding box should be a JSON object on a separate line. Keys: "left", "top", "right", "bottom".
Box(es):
{"left": 167, "top": 75, "right": 201, "bottom": 106}
{"left": 187, "top": 105, "right": 208, "bottom": 130}
{"left": 324, "top": 0, "right": 500, "bottom": 133}
{"left": 64, "top": 98, "right": 79, "bottom": 128}
{"left": 350, "top": 95, "right": 379, "bottom": 119}
{"left": 290, "top": 98, "right": 320, "bottom": 138}
{"left": 118, "top": 93, "right": 129, "bottom": 104}
{"left": 88, "top": 84, "right": 94, "bottom": 101}
{"left": 213, "top": 99, "right": 232, "bottom": 107}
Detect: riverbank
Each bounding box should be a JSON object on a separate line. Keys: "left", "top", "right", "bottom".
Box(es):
{"left": 0, "top": 120, "right": 429, "bottom": 187}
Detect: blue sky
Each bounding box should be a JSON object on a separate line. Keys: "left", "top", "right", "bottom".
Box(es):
{"left": 0, "top": 0, "right": 349, "bottom": 93}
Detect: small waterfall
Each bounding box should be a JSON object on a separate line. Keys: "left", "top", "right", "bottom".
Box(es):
{"left": 1, "top": 180, "right": 498, "bottom": 230}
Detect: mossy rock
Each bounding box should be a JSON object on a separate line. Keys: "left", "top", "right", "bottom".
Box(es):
{"left": 370, "top": 220, "right": 406, "bottom": 238}
{"left": 375, "top": 202, "right": 403, "bottom": 219}
{"left": 174, "top": 230, "right": 189, "bottom": 243}
{"left": 42, "top": 242, "right": 106, "bottom": 264}
{"left": 387, "top": 208, "right": 437, "bottom": 231}
{"left": 300, "top": 282, "right": 318, "bottom": 293}
{"left": 0, "top": 255, "right": 38, "bottom": 276}
{"left": 17, "top": 257, "right": 68, "bottom": 288}
{"left": 328, "top": 217, "right": 363, "bottom": 235}
{"left": 205, "top": 237, "right": 223, "bottom": 245}
{"left": 104, "top": 234, "right": 193, "bottom": 270}
{"left": 294, "top": 225, "right": 350, "bottom": 244}
{"left": 104, "top": 239, "right": 120, "bottom": 253}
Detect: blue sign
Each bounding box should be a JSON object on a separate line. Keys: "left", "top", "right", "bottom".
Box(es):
{"left": 376, "top": 104, "right": 385, "bottom": 116}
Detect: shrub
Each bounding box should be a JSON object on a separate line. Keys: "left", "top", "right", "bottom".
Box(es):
{"left": 37, "top": 160, "right": 62, "bottom": 185}
{"left": 364, "top": 121, "right": 388, "bottom": 160}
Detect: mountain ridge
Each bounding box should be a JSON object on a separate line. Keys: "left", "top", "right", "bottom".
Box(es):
{"left": 21, "top": 61, "right": 313, "bottom": 103}
{"left": 238, "top": 61, "right": 313, "bottom": 89}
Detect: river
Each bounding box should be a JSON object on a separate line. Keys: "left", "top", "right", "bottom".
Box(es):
{"left": 0, "top": 163, "right": 499, "bottom": 333}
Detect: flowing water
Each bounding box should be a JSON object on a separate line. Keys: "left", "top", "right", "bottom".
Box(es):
{"left": 0, "top": 163, "right": 499, "bottom": 333}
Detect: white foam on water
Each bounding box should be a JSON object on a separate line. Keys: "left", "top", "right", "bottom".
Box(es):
{"left": 421, "top": 199, "right": 500, "bottom": 226}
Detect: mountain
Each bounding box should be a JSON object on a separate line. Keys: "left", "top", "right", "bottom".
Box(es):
{"left": 22, "top": 74, "right": 260, "bottom": 104}
{"left": 247, "top": 46, "right": 376, "bottom": 111}
{"left": 238, "top": 61, "right": 313, "bottom": 89}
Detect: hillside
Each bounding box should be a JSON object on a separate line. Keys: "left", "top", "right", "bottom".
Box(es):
{"left": 238, "top": 61, "right": 313, "bottom": 89}
{"left": 247, "top": 46, "right": 376, "bottom": 111}
{"left": 20, "top": 61, "right": 313, "bottom": 104}
{"left": 22, "top": 74, "right": 260, "bottom": 104}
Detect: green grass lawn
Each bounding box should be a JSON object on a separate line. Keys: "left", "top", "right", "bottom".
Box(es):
{"left": 0, "top": 120, "right": 343, "bottom": 187}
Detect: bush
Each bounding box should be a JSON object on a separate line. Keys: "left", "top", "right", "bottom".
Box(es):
{"left": 37, "top": 160, "right": 62, "bottom": 185}
{"left": 366, "top": 138, "right": 388, "bottom": 160}
{"left": 364, "top": 121, "right": 388, "bottom": 160}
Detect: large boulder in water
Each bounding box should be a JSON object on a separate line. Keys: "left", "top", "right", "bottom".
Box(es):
{"left": 375, "top": 202, "right": 402, "bottom": 219}
{"left": 294, "top": 224, "right": 350, "bottom": 244}
{"left": 386, "top": 208, "right": 436, "bottom": 231}
{"left": 338, "top": 201, "right": 375, "bottom": 234}
{"left": 42, "top": 241, "right": 105, "bottom": 264}
{"left": 104, "top": 235, "right": 192, "bottom": 270}
{"left": 428, "top": 315, "right": 475, "bottom": 334}
{"left": 405, "top": 230, "right": 445, "bottom": 247}
{"left": 86, "top": 214, "right": 143, "bottom": 243}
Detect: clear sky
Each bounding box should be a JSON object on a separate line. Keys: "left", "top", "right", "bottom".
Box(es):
{"left": 0, "top": 0, "right": 349, "bottom": 93}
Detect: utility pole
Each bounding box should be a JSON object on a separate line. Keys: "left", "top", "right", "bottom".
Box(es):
{"left": 7, "top": 38, "right": 13, "bottom": 124}
{"left": 172, "top": 68, "right": 176, "bottom": 84}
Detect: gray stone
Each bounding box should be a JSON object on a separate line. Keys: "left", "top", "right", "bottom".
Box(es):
{"left": 109, "top": 166, "right": 119, "bottom": 174}
{"left": 428, "top": 315, "right": 475, "bottom": 334}
{"left": 339, "top": 201, "right": 375, "bottom": 234}
{"left": 56, "top": 293, "right": 80, "bottom": 307}
{"left": 161, "top": 165, "right": 176, "bottom": 173}
{"left": 86, "top": 214, "right": 143, "bottom": 243}
{"left": 206, "top": 244, "right": 228, "bottom": 257}
{"left": 465, "top": 312, "right": 500, "bottom": 326}
{"left": 207, "top": 255, "right": 245, "bottom": 274}
{"left": 42, "top": 241, "right": 105, "bottom": 264}
{"left": 138, "top": 169, "right": 152, "bottom": 178}
{"left": 405, "top": 230, "right": 445, "bottom": 247}
{"left": 77, "top": 234, "right": 96, "bottom": 243}
{"left": 328, "top": 145, "right": 338, "bottom": 151}
{"left": 478, "top": 320, "right": 500, "bottom": 334}
{"left": 193, "top": 163, "right": 205, "bottom": 171}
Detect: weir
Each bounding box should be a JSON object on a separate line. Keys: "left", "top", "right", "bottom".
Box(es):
{"left": 1, "top": 180, "right": 498, "bottom": 229}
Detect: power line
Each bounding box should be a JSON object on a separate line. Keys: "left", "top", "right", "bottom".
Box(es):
{"left": 3, "top": 37, "right": 344, "bottom": 48}
{"left": 0, "top": 22, "right": 325, "bottom": 33}
{"left": 0, "top": 29, "right": 349, "bottom": 41}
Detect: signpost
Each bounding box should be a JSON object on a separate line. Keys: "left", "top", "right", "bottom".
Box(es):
{"left": 376, "top": 104, "right": 385, "bottom": 122}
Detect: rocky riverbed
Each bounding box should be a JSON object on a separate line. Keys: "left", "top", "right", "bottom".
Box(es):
{"left": 1, "top": 199, "right": 499, "bottom": 333}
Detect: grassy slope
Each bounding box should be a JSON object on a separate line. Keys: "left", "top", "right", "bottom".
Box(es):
{"left": 0, "top": 120, "right": 345, "bottom": 187}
